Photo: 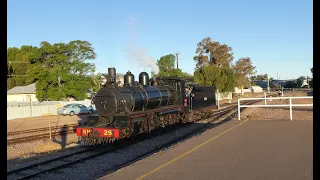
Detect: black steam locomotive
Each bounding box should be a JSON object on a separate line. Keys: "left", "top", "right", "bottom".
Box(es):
{"left": 76, "top": 68, "right": 218, "bottom": 145}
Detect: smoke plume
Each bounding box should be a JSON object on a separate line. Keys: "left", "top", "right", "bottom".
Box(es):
{"left": 126, "top": 16, "right": 159, "bottom": 75}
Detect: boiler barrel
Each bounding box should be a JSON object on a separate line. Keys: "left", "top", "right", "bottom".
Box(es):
{"left": 122, "top": 86, "right": 175, "bottom": 111}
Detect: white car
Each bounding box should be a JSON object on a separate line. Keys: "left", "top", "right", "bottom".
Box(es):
{"left": 57, "top": 104, "right": 94, "bottom": 116}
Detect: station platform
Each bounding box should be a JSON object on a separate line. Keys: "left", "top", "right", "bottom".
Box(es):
{"left": 100, "top": 119, "right": 313, "bottom": 180}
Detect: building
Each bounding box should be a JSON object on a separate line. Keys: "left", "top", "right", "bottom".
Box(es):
{"left": 7, "top": 83, "right": 38, "bottom": 102}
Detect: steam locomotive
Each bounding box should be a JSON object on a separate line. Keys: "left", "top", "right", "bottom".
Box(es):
{"left": 76, "top": 67, "right": 218, "bottom": 145}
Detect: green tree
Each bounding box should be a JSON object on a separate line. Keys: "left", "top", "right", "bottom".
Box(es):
{"left": 250, "top": 74, "right": 268, "bottom": 81}
{"left": 296, "top": 76, "right": 306, "bottom": 87}
{"left": 151, "top": 54, "right": 193, "bottom": 78}
{"left": 193, "top": 65, "right": 236, "bottom": 92}
{"left": 7, "top": 46, "right": 38, "bottom": 89}
{"left": 26, "top": 40, "right": 96, "bottom": 101}
{"left": 193, "top": 37, "right": 234, "bottom": 69}
{"left": 233, "top": 57, "right": 256, "bottom": 94}
{"left": 156, "top": 54, "right": 176, "bottom": 76}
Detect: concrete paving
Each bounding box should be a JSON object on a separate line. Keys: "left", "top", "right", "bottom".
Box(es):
{"left": 100, "top": 120, "right": 313, "bottom": 180}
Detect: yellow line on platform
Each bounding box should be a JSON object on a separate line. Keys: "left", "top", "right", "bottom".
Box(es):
{"left": 136, "top": 119, "right": 249, "bottom": 180}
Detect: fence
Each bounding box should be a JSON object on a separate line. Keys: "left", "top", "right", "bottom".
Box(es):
{"left": 7, "top": 100, "right": 92, "bottom": 120}
{"left": 262, "top": 88, "right": 313, "bottom": 92}
{"left": 237, "top": 96, "right": 313, "bottom": 121}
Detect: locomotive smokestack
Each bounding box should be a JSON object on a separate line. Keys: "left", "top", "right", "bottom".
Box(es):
{"left": 108, "top": 68, "right": 116, "bottom": 84}
{"left": 139, "top": 72, "right": 149, "bottom": 86}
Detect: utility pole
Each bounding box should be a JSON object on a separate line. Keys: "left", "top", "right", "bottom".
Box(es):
{"left": 175, "top": 52, "right": 181, "bottom": 69}
{"left": 267, "top": 74, "right": 270, "bottom": 93}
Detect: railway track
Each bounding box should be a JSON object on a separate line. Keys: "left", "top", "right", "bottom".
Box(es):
{"left": 7, "top": 124, "right": 78, "bottom": 136}
{"left": 7, "top": 124, "right": 78, "bottom": 145}
{"left": 7, "top": 98, "right": 263, "bottom": 180}
{"left": 7, "top": 129, "right": 76, "bottom": 145}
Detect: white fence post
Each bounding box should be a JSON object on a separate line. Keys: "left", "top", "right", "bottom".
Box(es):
{"left": 264, "top": 92, "right": 266, "bottom": 105}
{"left": 289, "top": 98, "right": 292, "bottom": 121}
{"left": 238, "top": 99, "right": 241, "bottom": 120}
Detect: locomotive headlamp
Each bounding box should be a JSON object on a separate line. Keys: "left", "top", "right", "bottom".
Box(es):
{"left": 99, "top": 75, "right": 108, "bottom": 86}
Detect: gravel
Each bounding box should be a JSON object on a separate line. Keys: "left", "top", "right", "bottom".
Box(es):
{"left": 7, "top": 144, "right": 86, "bottom": 172}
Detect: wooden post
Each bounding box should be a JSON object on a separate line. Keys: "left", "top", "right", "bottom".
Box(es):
{"left": 217, "top": 89, "right": 220, "bottom": 109}
{"left": 48, "top": 105, "right": 52, "bottom": 141}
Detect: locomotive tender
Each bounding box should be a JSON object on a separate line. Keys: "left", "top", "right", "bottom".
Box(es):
{"left": 76, "top": 67, "right": 218, "bottom": 145}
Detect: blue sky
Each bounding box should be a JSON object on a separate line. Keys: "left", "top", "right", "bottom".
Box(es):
{"left": 8, "top": 0, "right": 313, "bottom": 80}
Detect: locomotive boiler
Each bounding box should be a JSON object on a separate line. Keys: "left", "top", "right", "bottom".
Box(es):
{"left": 94, "top": 68, "right": 179, "bottom": 117}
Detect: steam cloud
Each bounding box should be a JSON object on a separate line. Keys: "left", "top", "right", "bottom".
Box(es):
{"left": 126, "top": 16, "right": 159, "bottom": 75}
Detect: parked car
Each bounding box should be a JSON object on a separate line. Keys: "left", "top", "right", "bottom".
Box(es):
{"left": 57, "top": 104, "right": 94, "bottom": 116}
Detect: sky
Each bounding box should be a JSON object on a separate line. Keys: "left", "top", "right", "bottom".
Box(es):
{"left": 8, "top": 0, "right": 313, "bottom": 80}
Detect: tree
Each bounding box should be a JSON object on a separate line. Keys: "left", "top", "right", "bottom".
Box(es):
{"left": 26, "top": 40, "right": 96, "bottom": 101}
{"left": 155, "top": 54, "right": 176, "bottom": 76}
{"left": 151, "top": 54, "right": 193, "bottom": 78}
{"left": 250, "top": 74, "right": 268, "bottom": 81}
{"left": 233, "top": 57, "right": 256, "bottom": 94}
{"left": 7, "top": 46, "right": 38, "bottom": 89}
{"left": 311, "top": 67, "right": 313, "bottom": 76}
{"left": 193, "top": 65, "right": 236, "bottom": 92}
{"left": 296, "top": 76, "right": 306, "bottom": 87}
{"left": 193, "top": 37, "right": 234, "bottom": 69}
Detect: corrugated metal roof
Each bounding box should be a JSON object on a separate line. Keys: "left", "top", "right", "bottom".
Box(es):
{"left": 7, "top": 83, "right": 36, "bottom": 95}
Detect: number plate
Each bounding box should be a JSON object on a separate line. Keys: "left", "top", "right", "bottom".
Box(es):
{"left": 81, "top": 129, "right": 92, "bottom": 136}
{"left": 76, "top": 128, "right": 120, "bottom": 138}
{"left": 102, "top": 129, "right": 113, "bottom": 137}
